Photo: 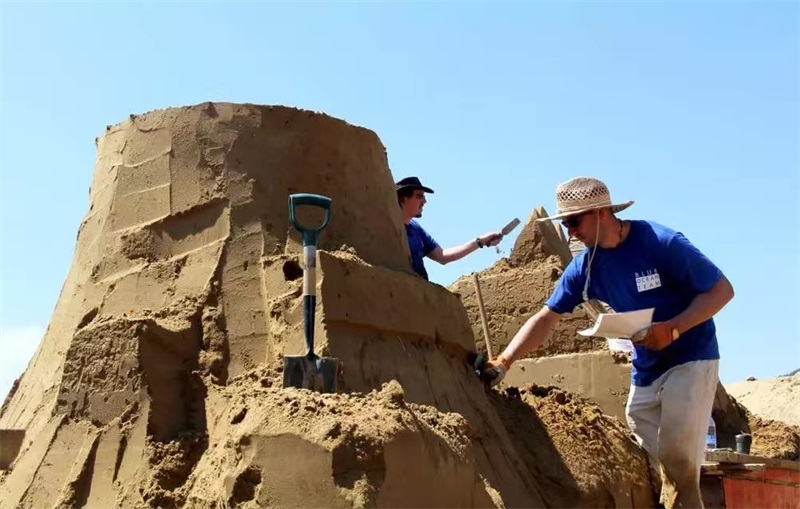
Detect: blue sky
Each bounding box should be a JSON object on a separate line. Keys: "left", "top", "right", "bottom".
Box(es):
{"left": 0, "top": 2, "right": 797, "bottom": 400}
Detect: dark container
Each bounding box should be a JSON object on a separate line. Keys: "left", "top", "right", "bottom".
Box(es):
{"left": 735, "top": 433, "right": 752, "bottom": 454}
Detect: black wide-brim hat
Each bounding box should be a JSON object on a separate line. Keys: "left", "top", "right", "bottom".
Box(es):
{"left": 395, "top": 176, "right": 434, "bottom": 194}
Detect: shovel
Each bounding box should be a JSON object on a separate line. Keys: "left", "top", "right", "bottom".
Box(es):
{"left": 282, "top": 193, "right": 339, "bottom": 393}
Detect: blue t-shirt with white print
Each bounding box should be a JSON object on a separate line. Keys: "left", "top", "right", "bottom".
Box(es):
{"left": 546, "top": 220, "right": 724, "bottom": 387}
{"left": 405, "top": 220, "right": 439, "bottom": 280}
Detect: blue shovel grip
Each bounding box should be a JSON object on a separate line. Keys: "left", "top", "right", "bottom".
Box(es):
{"left": 288, "top": 193, "right": 332, "bottom": 246}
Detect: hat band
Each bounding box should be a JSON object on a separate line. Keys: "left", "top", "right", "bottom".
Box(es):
{"left": 556, "top": 197, "right": 613, "bottom": 215}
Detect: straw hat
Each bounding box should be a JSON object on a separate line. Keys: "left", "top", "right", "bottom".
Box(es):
{"left": 536, "top": 177, "right": 634, "bottom": 222}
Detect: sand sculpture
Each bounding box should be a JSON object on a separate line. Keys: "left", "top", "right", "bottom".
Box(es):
{"left": 0, "top": 103, "right": 657, "bottom": 508}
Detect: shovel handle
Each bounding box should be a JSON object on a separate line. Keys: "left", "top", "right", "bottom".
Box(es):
{"left": 288, "top": 193, "right": 332, "bottom": 357}
{"left": 473, "top": 274, "right": 493, "bottom": 358}
{"left": 289, "top": 193, "right": 332, "bottom": 246}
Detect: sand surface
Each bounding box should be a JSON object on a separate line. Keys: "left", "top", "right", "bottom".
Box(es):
{"left": 723, "top": 373, "right": 800, "bottom": 461}
{"left": 726, "top": 373, "right": 800, "bottom": 427}
{"left": 0, "top": 103, "right": 655, "bottom": 509}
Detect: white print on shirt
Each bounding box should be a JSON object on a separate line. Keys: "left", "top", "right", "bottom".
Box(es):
{"left": 635, "top": 269, "right": 662, "bottom": 292}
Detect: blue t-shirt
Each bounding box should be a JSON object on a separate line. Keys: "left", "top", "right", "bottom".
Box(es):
{"left": 546, "top": 220, "right": 723, "bottom": 387}
{"left": 405, "top": 220, "right": 439, "bottom": 280}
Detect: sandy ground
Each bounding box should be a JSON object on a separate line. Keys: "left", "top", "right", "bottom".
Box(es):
{"left": 726, "top": 373, "right": 800, "bottom": 427}
{"left": 724, "top": 373, "right": 800, "bottom": 461}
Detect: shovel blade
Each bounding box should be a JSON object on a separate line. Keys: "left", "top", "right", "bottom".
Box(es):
{"left": 283, "top": 355, "right": 339, "bottom": 393}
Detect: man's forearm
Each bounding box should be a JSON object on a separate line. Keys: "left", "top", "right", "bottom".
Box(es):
{"left": 671, "top": 276, "right": 734, "bottom": 334}
{"left": 440, "top": 239, "right": 480, "bottom": 263}
{"left": 499, "top": 306, "right": 561, "bottom": 364}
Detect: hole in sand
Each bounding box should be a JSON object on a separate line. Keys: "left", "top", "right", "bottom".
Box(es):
{"left": 231, "top": 407, "right": 247, "bottom": 424}
{"left": 231, "top": 466, "right": 261, "bottom": 504}
{"left": 282, "top": 260, "right": 303, "bottom": 281}
{"left": 138, "top": 321, "right": 205, "bottom": 441}
{"left": 77, "top": 308, "right": 99, "bottom": 330}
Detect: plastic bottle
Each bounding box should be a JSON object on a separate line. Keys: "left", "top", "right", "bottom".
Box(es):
{"left": 706, "top": 416, "right": 717, "bottom": 449}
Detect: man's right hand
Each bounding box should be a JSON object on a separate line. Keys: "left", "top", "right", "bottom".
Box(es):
{"left": 475, "top": 354, "right": 511, "bottom": 387}
{"left": 479, "top": 231, "right": 503, "bottom": 248}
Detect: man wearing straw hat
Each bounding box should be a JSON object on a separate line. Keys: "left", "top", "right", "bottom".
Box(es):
{"left": 478, "top": 177, "right": 734, "bottom": 508}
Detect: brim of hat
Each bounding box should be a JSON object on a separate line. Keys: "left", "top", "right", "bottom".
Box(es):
{"left": 534, "top": 200, "right": 634, "bottom": 222}
{"left": 396, "top": 184, "right": 434, "bottom": 194}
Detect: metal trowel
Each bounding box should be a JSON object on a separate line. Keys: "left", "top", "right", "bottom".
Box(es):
{"left": 282, "top": 193, "right": 339, "bottom": 393}
{"left": 501, "top": 218, "right": 521, "bottom": 236}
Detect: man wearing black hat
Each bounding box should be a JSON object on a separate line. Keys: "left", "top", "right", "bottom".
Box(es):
{"left": 395, "top": 176, "right": 503, "bottom": 281}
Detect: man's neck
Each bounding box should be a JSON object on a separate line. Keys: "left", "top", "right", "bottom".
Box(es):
{"left": 598, "top": 219, "right": 628, "bottom": 249}
{"left": 404, "top": 214, "right": 414, "bottom": 225}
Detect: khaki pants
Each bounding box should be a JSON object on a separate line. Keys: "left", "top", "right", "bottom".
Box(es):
{"left": 626, "top": 360, "right": 719, "bottom": 509}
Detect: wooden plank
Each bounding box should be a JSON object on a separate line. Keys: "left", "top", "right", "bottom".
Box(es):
{"left": 706, "top": 449, "right": 800, "bottom": 471}
{"left": 702, "top": 462, "right": 767, "bottom": 475}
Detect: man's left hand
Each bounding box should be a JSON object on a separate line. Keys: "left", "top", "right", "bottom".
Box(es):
{"left": 637, "top": 321, "right": 679, "bottom": 351}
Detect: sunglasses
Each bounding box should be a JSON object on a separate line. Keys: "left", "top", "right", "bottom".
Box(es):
{"left": 561, "top": 212, "right": 590, "bottom": 229}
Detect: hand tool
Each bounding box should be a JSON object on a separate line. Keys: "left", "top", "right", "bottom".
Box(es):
{"left": 501, "top": 218, "right": 520, "bottom": 236}
{"left": 472, "top": 273, "right": 493, "bottom": 358}
{"left": 282, "top": 193, "right": 339, "bottom": 393}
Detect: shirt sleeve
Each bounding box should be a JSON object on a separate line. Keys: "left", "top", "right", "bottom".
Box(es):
{"left": 420, "top": 227, "right": 439, "bottom": 256}
{"left": 662, "top": 232, "right": 724, "bottom": 293}
{"left": 546, "top": 258, "right": 587, "bottom": 314}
